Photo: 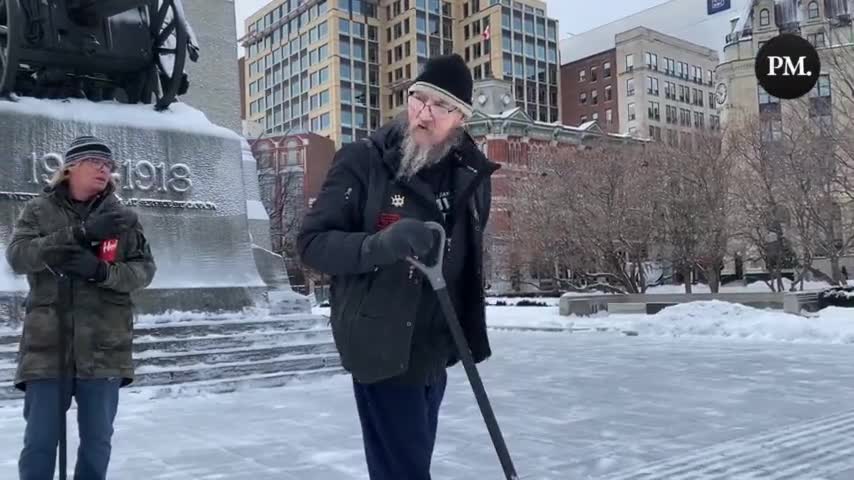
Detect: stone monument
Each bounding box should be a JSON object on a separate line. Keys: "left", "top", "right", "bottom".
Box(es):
{"left": 0, "top": 0, "right": 309, "bottom": 319}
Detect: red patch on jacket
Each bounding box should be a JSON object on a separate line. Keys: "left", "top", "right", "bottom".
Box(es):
{"left": 98, "top": 238, "right": 119, "bottom": 263}
{"left": 376, "top": 213, "right": 401, "bottom": 231}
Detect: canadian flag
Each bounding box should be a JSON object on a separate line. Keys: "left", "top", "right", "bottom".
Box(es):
{"left": 482, "top": 24, "right": 491, "bottom": 40}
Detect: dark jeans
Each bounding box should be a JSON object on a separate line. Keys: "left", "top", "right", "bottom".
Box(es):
{"left": 19, "top": 378, "right": 121, "bottom": 480}
{"left": 353, "top": 373, "right": 448, "bottom": 480}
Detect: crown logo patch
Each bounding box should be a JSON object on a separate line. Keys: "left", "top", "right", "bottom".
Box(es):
{"left": 391, "top": 194, "right": 405, "bottom": 208}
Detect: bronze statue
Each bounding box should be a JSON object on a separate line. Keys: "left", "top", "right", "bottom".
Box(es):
{"left": 0, "top": 0, "right": 199, "bottom": 110}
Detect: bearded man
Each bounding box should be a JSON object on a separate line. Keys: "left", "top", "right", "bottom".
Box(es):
{"left": 297, "top": 54, "right": 500, "bottom": 480}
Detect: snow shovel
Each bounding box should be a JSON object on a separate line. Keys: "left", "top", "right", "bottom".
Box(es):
{"left": 57, "top": 273, "right": 71, "bottom": 480}
{"left": 406, "top": 221, "right": 519, "bottom": 480}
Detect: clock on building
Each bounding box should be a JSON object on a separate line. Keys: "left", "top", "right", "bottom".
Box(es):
{"left": 715, "top": 82, "right": 728, "bottom": 105}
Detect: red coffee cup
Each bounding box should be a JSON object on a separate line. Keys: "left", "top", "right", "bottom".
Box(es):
{"left": 98, "top": 238, "right": 119, "bottom": 263}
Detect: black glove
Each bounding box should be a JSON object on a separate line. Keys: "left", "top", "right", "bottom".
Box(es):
{"left": 365, "top": 218, "right": 435, "bottom": 266}
{"left": 79, "top": 208, "right": 137, "bottom": 242}
{"left": 60, "top": 247, "right": 108, "bottom": 282}
{"left": 40, "top": 245, "right": 81, "bottom": 267}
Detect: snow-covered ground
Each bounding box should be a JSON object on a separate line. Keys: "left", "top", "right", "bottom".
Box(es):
{"left": 1, "top": 302, "right": 853, "bottom": 479}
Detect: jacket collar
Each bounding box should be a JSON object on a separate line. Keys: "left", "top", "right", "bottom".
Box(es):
{"left": 45, "top": 181, "right": 119, "bottom": 215}
{"left": 366, "top": 120, "right": 501, "bottom": 218}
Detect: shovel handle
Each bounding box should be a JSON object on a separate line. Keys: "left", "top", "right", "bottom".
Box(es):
{"left": 405, "top": 221, "right": 446, "bottom": 291}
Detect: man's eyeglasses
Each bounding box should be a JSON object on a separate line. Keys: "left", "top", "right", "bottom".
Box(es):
{"left": 408, "top": 93, "right": 459, "bottom": 120}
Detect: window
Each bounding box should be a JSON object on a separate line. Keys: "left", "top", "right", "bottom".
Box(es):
{"left": 605, "top": 85, "right": 612, "bottom": 101}
{"left": 808, "top": 1, "right": 819, "bottom": 19}
{"left": 591, "top": 67, "right": 598, "bottom": 82}
{"left": 648, "top": 101, "right": 660, "bottom": 121}
{"left": 592, "top": 89, "right": 598, "bottom": 105}
{"left": 579, "top": 69, "right": 586, "bottom": 82}
{"left": 605, "top": 109, "right": 613, "bottom": 125}
{"left": 645, "top": 52, "right": 658, "bottom": 70}
{"left": 759, "top": 8, "right": 770, "bottom": 26}
{"left": 758, "top": 86, "right": 779, "bottom": 105}
{"left": 693, "top": 111, "right": 705, "bottom": 128}
{"left": 626, "top": 78, "right": 635, "bottom": 96}
{"left": 604, "top": 61, "right": 611, "bottom": 78}
{"left": 417, "top": 12, "right": 426, "bottom": 33}
{"left": 647, "top": 77, "right": 659, "bottom": 95}
{"left": 761, "top": 118, "right": 782, "bottom": 142}
{"left": 579, "top": 91, "right": 587, "bottom": 104}
{"left": 625, "top": 54, "right": 634, "bottom": 71}
{"left": 808, "top": 32, "right": 826, "bottom": 47}
{"left": 628, "top": 102, "right": 636, "bottom": 121}
{"left": 665, "top": 57, "right": 675, "bottom": 75}
{"left": 710, "top": 114, "right": 720, "bottom": 131}
{"left": 580, "top": 115, "right": 587, "bottom": 123}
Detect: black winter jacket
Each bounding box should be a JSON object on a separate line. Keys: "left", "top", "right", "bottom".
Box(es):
{"left": 297, "top": 121, "right": 500, "bottom": 383}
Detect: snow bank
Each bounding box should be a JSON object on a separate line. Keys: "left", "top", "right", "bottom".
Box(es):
{"left": 0, "top": 97, "right": 241, "bottom": 140}
{"left": 580, "top": 301, "right": 854, "bottom": 344}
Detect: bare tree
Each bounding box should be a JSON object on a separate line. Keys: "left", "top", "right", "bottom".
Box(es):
{"left": 654, "top": 129, "right": 733, "bottom": 293}
{"left": 508, "top": 138, "right": 660, "bottom": 294}
{"left": 727, "top": 111, "right": 806, "bottom": 292}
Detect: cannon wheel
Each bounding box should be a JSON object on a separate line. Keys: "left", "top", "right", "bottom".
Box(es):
{"left": 0, "top": 0, "right": 20, "bottom": 97}
{"left": 149, "top": 0, "right": 188, "bottom": 110}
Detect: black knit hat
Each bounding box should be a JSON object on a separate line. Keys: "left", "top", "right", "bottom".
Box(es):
{"left": 408, "top": 54, "right": 474, "bottom": 117}
{"left": 64, "top": 135, "right": 114, "bottom": 167}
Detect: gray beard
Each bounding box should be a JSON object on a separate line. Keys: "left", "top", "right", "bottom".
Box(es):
{"left": 397, "top": 127, "right": 462, "bottom": 180}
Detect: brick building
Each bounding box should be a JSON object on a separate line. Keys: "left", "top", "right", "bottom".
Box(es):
{"left": 468, "top": 79, "right": 633, "bottom": 292}
{"left": 250, "top": 132, "right": 336, "bottom": 259}
{"left": 560, "top": 50, "right": 619, "bottom": 132}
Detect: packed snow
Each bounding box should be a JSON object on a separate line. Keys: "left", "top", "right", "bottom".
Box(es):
{"left": 0, "top": 97, "right": 241, "bottom": 140}
{"left": 3, "top": 321, "right": 854, "bottom": 478}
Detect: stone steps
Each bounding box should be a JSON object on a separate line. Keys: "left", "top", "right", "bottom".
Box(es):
{"left": 0, "top": 329, "right": 333, "bottom": 361}
{"left": 137, "top": 367, "right": 345, "bottom": 399}
{"left": 0, "top": 355, "right": 343, "bottom": 400}
{"left": 0, "top": 312, "right": 345, "bottom": 401}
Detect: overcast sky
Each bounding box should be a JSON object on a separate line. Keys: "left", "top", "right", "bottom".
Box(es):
{"left": 233, "top": 0, "right": 673, "bottom": 44}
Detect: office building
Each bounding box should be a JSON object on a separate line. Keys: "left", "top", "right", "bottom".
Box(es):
{"left": 241, "top": 0, "right": 560, "bottom": 146}
{"left": 562, "top": 27, "right": 720, "bottom": 141}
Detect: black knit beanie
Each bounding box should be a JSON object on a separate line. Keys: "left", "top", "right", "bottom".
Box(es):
{"left": 408, "top": 54, "right": 474, "bottom": 117}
